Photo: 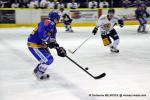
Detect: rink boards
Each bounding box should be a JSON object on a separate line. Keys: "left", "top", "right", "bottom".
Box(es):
{"left": 0, "top": 8, "right": 150, "bottom": 27}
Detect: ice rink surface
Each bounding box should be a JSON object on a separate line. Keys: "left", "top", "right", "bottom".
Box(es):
{"left": 0, "top": 25, "right": 150, "bottom": 100}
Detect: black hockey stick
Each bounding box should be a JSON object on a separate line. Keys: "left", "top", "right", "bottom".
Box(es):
{"left": 68, "top": 35, "right": 93, "bottom": 54}
{"left": 66, "top": 55, "right": 106, "bottom": 79}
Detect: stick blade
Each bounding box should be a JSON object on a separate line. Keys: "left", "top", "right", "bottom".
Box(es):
{"left": 94, "top": 73, "right": 106, "bottom": 79}
{"left": 68, "top": 49, "right": 74, "bottom": 54}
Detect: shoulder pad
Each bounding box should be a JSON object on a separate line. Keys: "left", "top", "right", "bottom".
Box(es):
{"left": 100, "top": 15, "right": 107, "bottom": 20}
{"left": 44, "top": 20, "right": 51, "bottom": 26}
{"left": 113, "top": 17, "right": 119, "bottom": 20}
{"left": 113, "top": 16, "right": 120, "bottom": 20}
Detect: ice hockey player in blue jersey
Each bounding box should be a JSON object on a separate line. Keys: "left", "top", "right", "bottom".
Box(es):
{"left": 27, "top": 12, "right": 67, "bottom": 80}
{"left": 135, "top": 5, "right": 149, "bottom": 33}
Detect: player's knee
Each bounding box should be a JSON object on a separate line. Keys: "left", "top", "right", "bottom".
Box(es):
{"left": 141, "top": 22, "right": 146, "bottom": 25}
{"left": 46, "top": 56, "right": 54, "bottom": 65}
{"left": 141, "top": 20, "right": 147, "bottom": 24}
{"left": 114, "top": 39, "right": 120, "bottom": 45}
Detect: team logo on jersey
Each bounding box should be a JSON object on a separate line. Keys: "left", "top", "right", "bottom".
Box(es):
{"left": 44, "top": 20, "right": 51, "bottom": 26}
{"left": 103, "top": 23, "right": 111, "bottom": 30}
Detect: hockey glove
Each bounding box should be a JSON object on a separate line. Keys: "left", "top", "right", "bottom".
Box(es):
{"left": 118, "top": 19, "right": 124, "bottom": 28}
{"left": 47, "top": 42, "right": 59, "bottom": 49}
{"left": 146, "top": 13, "right": 150, "bottom": 17}
{"left": 56, "top": 47, "right": 67, "bottom": 57}
{"left": 69, "top": 19, "right": 72, "bottom": 23}
{"left": 92, "top": 27, "right": 98, "bottom": 35}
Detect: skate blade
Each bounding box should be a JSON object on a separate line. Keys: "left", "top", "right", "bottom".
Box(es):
{"left": 33, "top": 72, "right": 50, "bottom": 80}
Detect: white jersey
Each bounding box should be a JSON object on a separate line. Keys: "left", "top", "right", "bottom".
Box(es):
{"left": 11, "top": 3, "right": 19, "bottom": 8}
{"left": 28, "top": 0, "right": 39, "bottom": 8}
{"left": 58, "top": 11, "right": 71, "bottom": 22}
{"left": 88, "top": 1, "right": 98, "bottom": 8}
{"left": 40, "top": 0, "right": 51, "bottom": 8}
{"left": 67, "top": 2, "right": 78, "bottom": 9}
{"left": 96, "top": 15, "right": 120, "bottom": 32}
{"left": 99, "top": 1, "right": 109, "bottom": 8}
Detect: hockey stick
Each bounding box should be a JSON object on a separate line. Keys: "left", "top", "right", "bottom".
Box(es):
{"left": 68, "top": 35, "right": 93, "bottom": 54}
{"left": 66, "top": 55, "right": 106, "bottom": 79}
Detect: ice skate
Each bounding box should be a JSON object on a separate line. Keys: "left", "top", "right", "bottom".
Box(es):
{"left": 33, "top": 64, "right": 50, "bottom": 80}
{"left": 65, "top": 29, "right": 69, "bottom": 32}
{"left": 69, "top": 29, "right": 74, "bottom": 32}
{"left": 141, "top": 30, "right": 148, "bottom": 33}
{"left": 110, "top": 46, "right": 119, "bottom": 53}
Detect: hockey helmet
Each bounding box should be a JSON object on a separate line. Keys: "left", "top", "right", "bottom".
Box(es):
{"left": 48, "top": 11, "right": 60, "bottom": 21}
{"left": 108, "top": 8, "right": 115, "bottom": 14}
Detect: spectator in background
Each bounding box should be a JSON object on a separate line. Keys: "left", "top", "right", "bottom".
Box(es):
{"left": 0, "top": 1, "right": 2, "bottom": 7}
{"left": 28, "top": 0, "right": 39, "bottom": 8}
{"left": 67, "top": 0, "right": 79, "bottom": 9}
{"left": 99, "top": 0, "right": 109, "bottom": 8}
{"left": 134, "top": 0, "right": 143, "bottom": 7}
{"left": 40, "top": 0, "right": 51, "bottom": 8}
{"left": 40, "top": 0, "right": 64, "bottom": 9}
{"left": 88, "top": 0, "right": 98, "bottom": 9}
{"left": 3, "top": 0, "right": 11, "bottom": 8}
{"left": 122, "top": 0, "right": 131, "bottom": 8}
{"left": 40, "top": 0, "right": 58, "bottom": 9}
{"left": 144, "top": 0, "right": 150, "bottom": 6}
{"left": 140, "top": 0, "right": 148, "bottom": 8}
{"left": 59, "top": 0, "right": 65, "bottom": 9}
{"left": 0, "top": 0, "right": 5, "bottom": 8}
{"left": 54, "top": 0, "right": 60, "bottom": 9}
{"left": 48, "top": 0, "right": 61, "bottom": 9}
{"left": 19, "top": 0, "right": 29, "bottom": 8}
{"left": 11, "top": 1, "right": 19, "bottom": 8}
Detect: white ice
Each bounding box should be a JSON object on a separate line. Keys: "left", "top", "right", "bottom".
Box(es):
{"left": 0, "top": 25, "right": 150, "bottom": 100}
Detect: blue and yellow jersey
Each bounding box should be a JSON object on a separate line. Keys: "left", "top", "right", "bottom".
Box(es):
{"left": 28, "top": 20, "right": 57, "bottom": 46}
{"left": 27, "top": 20, "right": 57, "bottom": 48}
{"left": 135, "top": 9, "right": 149, "bottom": 19}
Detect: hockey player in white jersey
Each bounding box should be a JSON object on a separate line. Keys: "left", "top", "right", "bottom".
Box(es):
{"left": 92, "top": 8, "right": 124, "bottom": 53}
{"left": 59, "top": 8, "right": 74, "bottom": 32}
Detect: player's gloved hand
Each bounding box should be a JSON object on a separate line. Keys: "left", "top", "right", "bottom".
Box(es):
{"left": 47, "top": 42, "right": 59, "bottom": 49}
{"left": 56, "top": 47, "right": 67, "bottom": 57}
{"left": 146, "top": 13, "right": 150, "bottom": 17}
{"left": 119, "top": 24, "right": 124, "bottom": 28}
{"left": 69, "top": 19, "right": 72, "bottom": 23}
{"left": 92, "top": 27, "right": 98, "bottom": 35}
{"left": 118, "top": 19, "right": 124, "bottom": 28}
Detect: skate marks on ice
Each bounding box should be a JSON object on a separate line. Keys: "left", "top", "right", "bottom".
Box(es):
{"left": 0, "top": 35, "right": 99, "bottom": 100}
{"left": 0, "top": 27, "right": 150, "bottom": 100}
{"left": 115, "top": 25, "right": 150, "bottom": 34}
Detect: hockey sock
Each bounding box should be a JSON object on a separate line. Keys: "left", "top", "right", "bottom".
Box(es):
{"left": 112, "top": 39, "right": 120, "bottom": 49}
{"left": 138, "top": 25, "right": 142, "bottom": 32}
{"left": 142, "top": 24, "right": 146, "bottom": 31}
{"left": 35, "top": 63, "right": 49, "bottom": 77}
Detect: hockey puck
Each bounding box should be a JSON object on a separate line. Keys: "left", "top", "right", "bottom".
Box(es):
{"left": 85, "top": 67, "right": 89, "bottom": 70}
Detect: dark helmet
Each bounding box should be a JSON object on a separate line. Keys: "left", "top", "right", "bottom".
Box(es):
{"left": 60, "top": 7, "right": 64, "bottom": 11}
{"left": 108, "top": 8, "right": 115, "bottom": 14}
{"left": 48, "top": 11, "right": 60, "bottom": 21}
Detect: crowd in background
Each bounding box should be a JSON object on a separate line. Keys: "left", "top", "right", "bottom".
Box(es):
{"left": 0, "top": 0, "right": 149, "bottom": 9}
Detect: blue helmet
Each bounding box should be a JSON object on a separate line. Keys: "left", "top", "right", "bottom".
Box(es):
{"left": 48, "top": 11, "right": 60, "bottom": 21}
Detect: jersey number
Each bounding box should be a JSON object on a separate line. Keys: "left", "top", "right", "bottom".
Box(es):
{"left": 31, "top": 26, "right": 38, "bottom": 34}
